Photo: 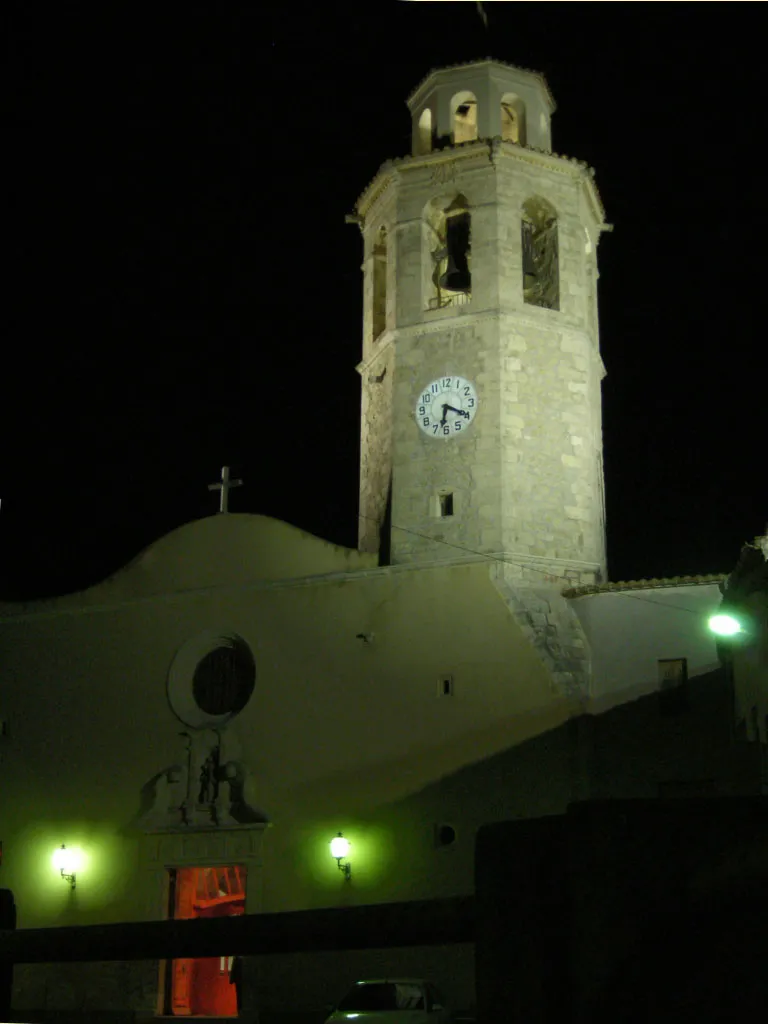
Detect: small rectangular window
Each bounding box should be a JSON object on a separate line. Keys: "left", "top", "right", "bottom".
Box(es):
{"left": 658, "top": 658, "right": 688, "bottom": 686}
{"left": 438, "top": 675, "right": 454, "bottom": 697}
{"left": 658, "top": 658, "right": 689, "bottom": 714}
{"left": 430, "top": 492, "right": 456, "bottom": 518}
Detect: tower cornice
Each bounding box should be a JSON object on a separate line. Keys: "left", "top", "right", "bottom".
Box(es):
{"left": 356, "top": 312, "right": 605, "bottom": 385}
{"left": 353, "top": 139, "right": 606, "bottom": 227}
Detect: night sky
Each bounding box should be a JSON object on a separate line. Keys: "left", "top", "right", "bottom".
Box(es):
{"left": 3, "top": 4, "right": 765, "bottom": 601}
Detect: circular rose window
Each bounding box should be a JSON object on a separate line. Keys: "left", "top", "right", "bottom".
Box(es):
{"left": 168, "top": 631, "right": 255, "bottom": 729}
{"left": 193, "top": 643, "right": 255, "bottom": 715}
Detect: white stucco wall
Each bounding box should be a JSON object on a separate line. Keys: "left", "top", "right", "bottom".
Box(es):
{"left": 570, "top": 583, "right": 724, "bottom": 711}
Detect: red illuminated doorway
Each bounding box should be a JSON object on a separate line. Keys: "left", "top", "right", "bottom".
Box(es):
{"left": 167, "top": 865, "right": 246, "bottom": 1017}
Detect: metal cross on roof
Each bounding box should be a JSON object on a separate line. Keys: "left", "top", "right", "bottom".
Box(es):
{"left": 208, "top": 466, "right": 242, "bottom": 514}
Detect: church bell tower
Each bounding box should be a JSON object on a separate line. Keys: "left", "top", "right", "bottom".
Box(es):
{"left": 351, "top": 60, "right": 609, "bottom": 588}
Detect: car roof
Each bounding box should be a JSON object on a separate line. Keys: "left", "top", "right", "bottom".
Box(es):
{"left": 352, "top": 979, "right": 427, "bottom": 985}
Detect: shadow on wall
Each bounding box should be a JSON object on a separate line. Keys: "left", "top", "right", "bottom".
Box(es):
{"left": 277, "top": 700, "right": 574, "bottom": 819}
{"left": 387, "top": 665, "right": 742, "bottom": 821}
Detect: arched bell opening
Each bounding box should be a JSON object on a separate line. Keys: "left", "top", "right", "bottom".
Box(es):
{"left": 521, "top": 195, "right": 559, "bottom": 311}
{"left": 417, "top": 107, "right": 433, "bottom": 155}
{"left": 451, "top": 91, "right": 478, "bottom": 144}
{"left": 425, "top": 194, "right": 472, "bottom": 310}
{"left": 501, "top": 92, "right": 526, "bottom": 145}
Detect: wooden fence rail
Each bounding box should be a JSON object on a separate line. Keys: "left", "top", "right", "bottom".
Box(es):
{"left": 0, "top": 895, "right": 475, "bottom": 965}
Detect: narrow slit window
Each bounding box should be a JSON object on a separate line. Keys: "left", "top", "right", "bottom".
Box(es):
{"left": 438, "top": 675, "right": 454, "bottom": 697}
{"left": 372, "top": 226, "right": 387, "bottom": 341}
{"left": 439, "top": 493, "right": 454, "bottom": 518}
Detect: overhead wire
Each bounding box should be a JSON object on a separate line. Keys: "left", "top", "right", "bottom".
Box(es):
{"left": 359, "top": 512, "right": 727, "bottom": 620}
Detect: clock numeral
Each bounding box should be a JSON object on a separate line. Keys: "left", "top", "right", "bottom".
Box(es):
{"left": 463, "top": 386, "right": 470, "bottom": 396}
{"left": 455, "top": 421, "right": 462, "bottom": 431}
{"left": 431, "top": 384, "right": 439, "bottom": 394}
{"left": 418, "top": 405, "right": 426, "bottom": 415}
{"left": 432, "top": 425, "right": 439, "bottom": 435}
{"left": 443, "top": 425, "right": 450, "bottom": 436}
{"left": 423, "top": 417, "right": 430, "bottom": 426}
{"left": 467, "top": 398, "right": 475, "bottom": 408}
{"left": 422, "top": 394, "right": 431, "bottom": 404}
{"left": 442, "top": 377, "right": 452, "bottom": 388}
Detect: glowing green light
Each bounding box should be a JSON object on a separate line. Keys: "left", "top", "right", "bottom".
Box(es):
{"left": 708, "top": 613, "right": 743, "bottom": 637}
{"left": 52, "top": 844, "right": 81, "bottom": 875}
{"left": 330, "top": 834, "right": 350, "bottom": 860}
{"left": 52, "top": 843, "right": 81, "bottom": 889}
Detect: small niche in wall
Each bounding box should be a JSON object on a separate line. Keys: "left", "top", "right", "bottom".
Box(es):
{"left": 438, "top": 675, "right": 454, "bottom": 697}
{"left": 434, "top": 823, "right": 457, "bottom": 848}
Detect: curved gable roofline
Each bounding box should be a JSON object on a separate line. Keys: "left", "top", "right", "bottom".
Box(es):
{"left": 0, "top": 514, "right": 377, "bottom": 617}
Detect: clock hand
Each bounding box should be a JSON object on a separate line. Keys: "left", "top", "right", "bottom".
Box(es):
{"left": 440, "top": 403, "right": 449, "bottom": 426}
{"left": 444, "top": 405, "right": 470, "bottom": 419}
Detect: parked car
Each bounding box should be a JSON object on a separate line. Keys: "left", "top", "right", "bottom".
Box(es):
{"left": 324, "top": 979, "right": 452, "bottom": 1023}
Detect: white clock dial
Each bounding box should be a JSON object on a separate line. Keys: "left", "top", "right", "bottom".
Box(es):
{"left": 415, "top": 375, "right": 478, "bottom": 439}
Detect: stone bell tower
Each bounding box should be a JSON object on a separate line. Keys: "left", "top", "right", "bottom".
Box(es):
{"left": 351, "top": 59, "right": 610, "bottom": 589}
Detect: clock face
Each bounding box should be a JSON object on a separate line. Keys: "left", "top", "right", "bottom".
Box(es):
{"left": 415, "top": 376, "right": 478, "bottom": 438}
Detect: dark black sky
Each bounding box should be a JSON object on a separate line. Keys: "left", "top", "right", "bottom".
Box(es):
{"left": 2, "top": 3, "right": 765, "bottom": 600}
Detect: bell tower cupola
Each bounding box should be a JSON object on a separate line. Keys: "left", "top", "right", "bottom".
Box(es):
{"left": 408, "top": 59, "right": 555, "bottom": 155}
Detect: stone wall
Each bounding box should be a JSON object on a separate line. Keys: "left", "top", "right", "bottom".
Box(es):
{"left": 493, "top": 570, "right": 591, "bottom": 702}
{"left": 392, "top": 316, "right": 503, "bottom": 563}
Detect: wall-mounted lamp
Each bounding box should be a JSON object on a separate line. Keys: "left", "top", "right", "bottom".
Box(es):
{"left": 708, "top": 612, "right": 744, "bottom": 637}
{"left": 330, "top": 832, "right": 351, "bottom": 881}
{"left": 53, "top": 844, "right": 79, "bottom": 890}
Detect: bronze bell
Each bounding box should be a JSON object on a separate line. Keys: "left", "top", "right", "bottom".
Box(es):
{"left": 439, "top": 253, "right": 471, "bottom": 292}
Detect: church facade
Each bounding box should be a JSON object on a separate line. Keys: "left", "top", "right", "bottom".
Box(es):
{"left": 1, "top": 61, "right": 764, "bottom": 1021}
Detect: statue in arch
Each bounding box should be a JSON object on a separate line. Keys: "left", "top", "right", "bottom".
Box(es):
{"left": 136, "top": 727, "right": 267, "bottom": 831}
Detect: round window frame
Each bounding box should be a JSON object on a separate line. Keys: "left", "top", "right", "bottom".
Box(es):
{"left": 167, "top": 630, "right": 255, "bottom": 729}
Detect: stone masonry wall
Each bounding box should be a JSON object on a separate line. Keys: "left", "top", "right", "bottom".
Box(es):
{"left": 392, "top": 316, "right": 502, "bottom": 563}
{"left": 379, "top": 143, "right": 605, "bottom": 579}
